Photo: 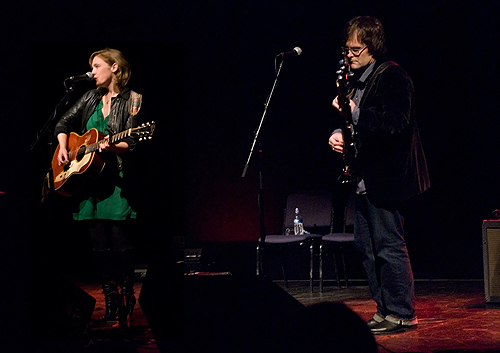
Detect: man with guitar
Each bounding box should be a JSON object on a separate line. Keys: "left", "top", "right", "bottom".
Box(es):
{"left": 54, "top": 48, "right": 143, "bottom": 331}
{"left": 329, "top": 16, "right": 430, "bottom": 334}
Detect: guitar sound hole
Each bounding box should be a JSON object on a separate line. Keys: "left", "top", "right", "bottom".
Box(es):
{"left": 76, "top": 145, "right": 87, "bottom": 162}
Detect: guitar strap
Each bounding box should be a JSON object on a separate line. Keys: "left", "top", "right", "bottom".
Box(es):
{"left": 129, "top": 91, "right": 143, "bottom": 116}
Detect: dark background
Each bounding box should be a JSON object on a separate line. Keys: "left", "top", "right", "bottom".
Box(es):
{"left": 3, "top": 3, "right": 500, "bottom": 337}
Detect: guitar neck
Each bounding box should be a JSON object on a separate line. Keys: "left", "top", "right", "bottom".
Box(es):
{"left": 336, "top": 86, "right": 353, "bottom": 121}
{"left": 85, "top": 128, "right": 133, "bottom": 154}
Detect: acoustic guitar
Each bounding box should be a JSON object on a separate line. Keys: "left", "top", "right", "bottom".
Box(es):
{"left": 51, "top": 122, "right": 155, "bottom": 196}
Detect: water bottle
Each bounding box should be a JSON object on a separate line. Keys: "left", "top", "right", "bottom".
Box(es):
{"left": 293, "top": 207, "right": 305, "bottom": 235}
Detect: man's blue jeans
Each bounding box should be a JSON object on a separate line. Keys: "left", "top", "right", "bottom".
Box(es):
{"left": 354, "top": 194, "right": 415, "bottom": 320}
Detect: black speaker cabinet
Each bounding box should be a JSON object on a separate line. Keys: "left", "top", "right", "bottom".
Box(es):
{"left": 482, "top": 220, "right": 500, "bottom": 303}
{"left": 139, "top": 248, "right": 377, "bottom": 353}
{"left": 140, "top": 270, "right": 377, "bottom": 353}
{"left": 140, "top": 268, "right": 305, "bottom": 353}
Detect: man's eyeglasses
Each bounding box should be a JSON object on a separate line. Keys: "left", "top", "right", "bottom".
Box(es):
{"left": 342, "top": 46, "right": 367, "bottom": 56}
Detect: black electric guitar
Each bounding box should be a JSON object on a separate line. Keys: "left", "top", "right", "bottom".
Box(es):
{"left": 51, "top": 122, "right": 155, "bottom": 196}
{"left": 335, "top": 55, "right": 358, "bottom": 184}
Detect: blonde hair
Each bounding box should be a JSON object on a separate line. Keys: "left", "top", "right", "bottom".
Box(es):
{"left": 89, "top": 48, "right": 131, "bottom": 90}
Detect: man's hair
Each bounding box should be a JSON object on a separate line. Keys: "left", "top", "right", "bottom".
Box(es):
{"left": 89, "top": 48, "right": 131, "bottom": 90}
{"left": 343, "top": 16, "right": 387, "bottom": 59}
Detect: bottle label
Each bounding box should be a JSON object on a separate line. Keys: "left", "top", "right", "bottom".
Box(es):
{"left": 293, "top": 221, "right": 304, "bottom": 235}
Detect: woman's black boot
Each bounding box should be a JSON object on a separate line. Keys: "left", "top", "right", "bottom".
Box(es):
{"left": 102, "top": 282, "right": 120, "bottom": 323}
{"left": 119, "top": 280, "right": 136, "bottom": 330}
{"left": 118, "top": 249, "right": 136, "bottom": 330}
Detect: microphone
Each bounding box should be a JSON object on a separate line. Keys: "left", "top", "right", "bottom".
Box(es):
{"left": 278, "top": 46, "right": 302, "bottom": 58}
{"left": 65, "top": 72, "right": 94, "bottom": 81}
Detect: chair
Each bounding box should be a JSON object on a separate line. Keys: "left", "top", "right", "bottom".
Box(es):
{"left": 256, "top": 190, "right": 334, "bottom": 292}
{"left": 319, "top": 192, "right": 355, "bottom": 292}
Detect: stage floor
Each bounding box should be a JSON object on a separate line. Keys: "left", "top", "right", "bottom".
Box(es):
{"left": 32, "top": 278, "right": 500, "bottom": 353}
{"left": 285, "top": 279, "right": 500, "bottom": 353}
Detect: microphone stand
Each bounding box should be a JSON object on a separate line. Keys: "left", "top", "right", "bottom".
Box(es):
{"left": 242, "top": 57, "right": 284, "bottom": 274}
{"left": 31, "top": 82, "right": 77, "bottom": 200}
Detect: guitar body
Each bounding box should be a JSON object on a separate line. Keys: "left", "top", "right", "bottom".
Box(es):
{"left": 51, "top": 129, "right": 106, "bottom": 197}
{"left": 49, "top": 121, "right": 155, "bottom": 197}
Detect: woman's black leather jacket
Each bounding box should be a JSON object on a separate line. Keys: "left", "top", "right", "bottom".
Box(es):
{"left": 54, "top": 87, "right": 138, "bottom": 151}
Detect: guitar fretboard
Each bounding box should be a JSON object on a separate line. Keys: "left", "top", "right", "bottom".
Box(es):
{"left": 85, "top": 129, "right": 132, "bottom": 154}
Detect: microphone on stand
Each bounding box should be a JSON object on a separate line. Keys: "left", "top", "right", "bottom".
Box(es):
{"left": 277, "top": 47, "right": 302, "bottom": 58}
{"left": 65, "top": 72, "right": 94, "bottom": 82}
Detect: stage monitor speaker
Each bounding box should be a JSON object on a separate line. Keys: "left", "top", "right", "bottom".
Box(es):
{"left": 482, "top": 220, "right": 500, "bottom": 303}
{"left": 183, "top": 274, "right": 306, "bottom": 353}
{"left": 140, "top": 258, "right": 377, "bottom": 353}
{"left": 139, "top": 251, "right": 305, "bottom": 353}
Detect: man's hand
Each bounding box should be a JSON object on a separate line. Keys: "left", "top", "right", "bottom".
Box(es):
{"left": 329, "top": 132, "right": 344, "bottom": 153}
{"left": 332, "top": 96, "right": 356, "bottom": 113}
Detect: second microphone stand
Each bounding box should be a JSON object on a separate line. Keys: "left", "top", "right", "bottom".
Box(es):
{"left": 242, "top": 57, "right": 285, "bottom": 273}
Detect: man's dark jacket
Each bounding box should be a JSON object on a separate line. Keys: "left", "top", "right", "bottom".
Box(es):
{"left": 355, "top": 59, "right": 430, "bottom": 205}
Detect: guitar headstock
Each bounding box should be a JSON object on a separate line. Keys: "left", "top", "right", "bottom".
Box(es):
{"left": 336, "top": 54, "right": 354, "bottom": 95}
{"left": 132, "top": 121, "right": 155, "bottom": 141}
